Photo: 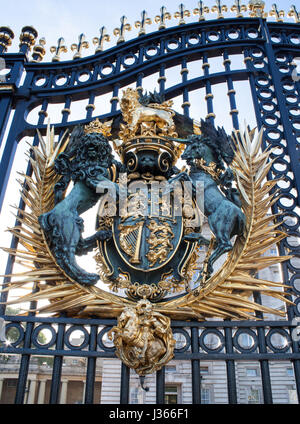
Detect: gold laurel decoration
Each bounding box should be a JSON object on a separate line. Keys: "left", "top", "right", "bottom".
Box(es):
{"left": 1, "top": 124, "right": 293, "bottom": 321}
{"left": 1, "top": 122, "right": 134, "bottom": 317}
{"left": 154, "top": 127, "right": 293, "bottom": 320}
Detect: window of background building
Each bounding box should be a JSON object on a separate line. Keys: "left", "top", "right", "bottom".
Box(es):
{"left": 165, "top": 385, "right": 179, "bottom": 404}
{"left": 246, "top": 368, "right": 258, "bottom": 377}
{"left": 130, "top": 387, "right": 139, "bottom": 404}
{"left": 200, "top": 366, "right": 209, "bottom": 375}
{"left": 166, "top": 365, "right": 177, "bottom": 373}
{"left": 201, "top": 387, "right": 211, "bottom": 404}
{"left": 247, "top": 387, "right": 262, "bottom": 404}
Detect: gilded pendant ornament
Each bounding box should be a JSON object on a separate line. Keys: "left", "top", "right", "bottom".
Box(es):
{"left": 1, "top": 87, "right": 293, "bottom": 376}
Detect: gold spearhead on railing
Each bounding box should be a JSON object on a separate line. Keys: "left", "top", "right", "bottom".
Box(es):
{"left": 50, "top": 37, "right": 67, "bottom": 62}
{"left": 174, "top": 3, "right": 191, "bottom": 25}
{"left": 231, "top": 0, "right": 247, "bottom": 18}
{"left": 93, "top": 26, "right": 110, "bottom": 53}
{"left": 211, "top": 0, "right": 228, "bottom": 19}
{"left": 248, "top": 0, "right": 267, "bottom": 18}
{"left": 269, "top": 4, "right": 285, "bottom": 22}
{"left": 71, "top": 33, "right": 89, "bottom": 60}
{"left": 113, "top": 16, "right": 132, "bottom": 44}
{"left": 193, "top": 1, "right": 210, "bottom": 21}
{"left": 154, "top": 6, "right": 171, "bottom": 29}
{"left": 135, "top": 10, "right": 152, "bottom": 36}
{"left": 288, "top": 5, "right": 300, "bottom": 23}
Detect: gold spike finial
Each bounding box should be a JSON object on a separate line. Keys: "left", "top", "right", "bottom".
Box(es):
{"left": 50, "top": 37, "right": 67, "bottom": 62}
{"left": 135, "top": 10, "right": 152, "bottom": 36}
{"left": 174, "top": 4, "right": 191, "bottom": 25}
{"left": 154, "top": 6, "right": 171, "bottom": 29}
{"left": 113, "top": 16, "right": 132, "bottom": 44}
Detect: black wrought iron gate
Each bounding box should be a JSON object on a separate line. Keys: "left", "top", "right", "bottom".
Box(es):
{"left": 0, "top": 6, "right": 300, "bottom": 405}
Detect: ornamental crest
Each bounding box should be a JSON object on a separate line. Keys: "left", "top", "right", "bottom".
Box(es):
{"left": 3, "top": 88, "right": 292, "bottom": 376}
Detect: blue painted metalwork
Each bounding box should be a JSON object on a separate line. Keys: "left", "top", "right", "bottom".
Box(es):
{"left": 0, "top": 15, "right": 300, "bottom": 404}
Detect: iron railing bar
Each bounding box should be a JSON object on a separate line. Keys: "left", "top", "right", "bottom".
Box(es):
{"left": 156, "top": 366, "right": 165, "bottom": 404}
{"left": 84, "top": 325, "right": 97, "bottom": 404}
{"left": 49, "top": 323, "right": 65, "bottom": 404}
{"left": 224, "top": 325, "right": 237, "bottom": 404}
{"left": 191, "top": 326, "right": 201, "bottom": 404}
{"left": 120, "top": 363, "right": 130, "bottom": 404}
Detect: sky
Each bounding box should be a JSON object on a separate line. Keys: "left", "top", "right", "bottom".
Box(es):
{"left": 0, "top": 0, "right": 298, "bottom": 308}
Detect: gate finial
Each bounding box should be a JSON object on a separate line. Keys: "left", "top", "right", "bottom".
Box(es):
{"left": 231, "top": 0, "right": 247, "bottom": 18}
{"left": 269, "top": 4, "right": 285, "bottom": 22}
{"left": 135, "top": 10, "right": 152, "bottom": 36}
{"left": 154, "top": 6, "right": 171, "bottom": 30}
{"left": 248, "top": 0, "right": 267, "bottom": 18}
{"left": 0, "top": 26, "right": 14, "bottom": 53}
{"left": 31, "top": 38, "right": 46, "bottom": 63}
{"left": 288, "top": 5, "right": 300, "bottom": 23}
{"left": 50, "top": 37, "right": 68, "bottom": 62}
{"left": 193, "top": 1, "right": 210, "bottom": 21}
{"left": 93, "top": 27, "right": 110, "bottom": 53}
{"left": 211, "top": 0, "right": 228, "bottom": 19}
{"left": 19, "top": 26, "right": 38, "bottom": 54}
{"left": 71, "top": 33, "right": 89, "bottom": 59}
{"left": 113, "top": 16, "right": 132, "bottom": 44}
{"left": 174, "top": 4, "right": 191, "bottom": 25}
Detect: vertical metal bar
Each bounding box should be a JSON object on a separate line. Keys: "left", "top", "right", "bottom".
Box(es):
{"left": 84, "top": 325, "right": 97, "bottom": 404}
{"left": 49, "top": 323, "right": 65, "bottom": 404}
{"left": 136, "top": 72, "right": 144, "bottom": 91}
{"left": 191, "top": 327, "right": 201, "bottom": 404}
{"left": 181, "top": 57, "right": 190, "bottom": 117}
{"left": 156, "top": 367, "right": 165, "bottom": 404}
{"left": 110, "top": 83, "right": 120, "bottom": 113}
{"left": 202, "top": 53, "right": 215, "bottom": 124}
{"left": 224, "top": 326, "right": 237, "bottom": 404}
{"left": 120, "top": 363, "right": 130, "bottom": 404}
{"left": 14, "top": 321, "right": 34, "bottom": 404}
{"left": 223, "top": 49, "right": 239, "bottom": 130}
{"left": 292, "top": 359, "right": 300, "bottom": 404}
{"left": 254, "top": 292, "right": 273, "bottom": 404}
{"left": 158, "top": 63, "right": 166, "bottom": 95}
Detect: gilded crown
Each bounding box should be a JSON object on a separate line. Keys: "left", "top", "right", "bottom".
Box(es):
{"left": 84, "top": 118, "right": 112, "bottom": 137}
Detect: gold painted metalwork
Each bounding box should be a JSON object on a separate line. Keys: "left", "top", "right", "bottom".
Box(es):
{"left": 92, "top": 27, "right": 110, "bottom": 53}
{"left": 19, "top": 26, "right": 38, "bottom": 51}
{"left": 211, "top": 0, "right": 228, "bottom": 19}
{"left": 146, "top": 220, "right": 174, "bottom": 268}
{"left": 154, "top": 6, "right": 171, "bottom": 30}
{"left": 231, "top": 0, "right": 247, "bottom": 18}
{"left": 71, "top": 33, "right": 89, "bottom": 59}
{"left": 248, "top": 0, "right": 267, "bottom": 18}
{"left": 0, "top": 26, "right": 14, "bottom": 52}
{"left": 50, "top": 37, "right": 67, "bottom": 62}
{"left": 108, "top": 299, "right": 175, "bottom": 375}
{"left": 31, "top": 38, "right": 46, "bottom": 62}
{"left": 135, "top": 10, "right": 152, "bottom": 36}
{"left": 118, "top": 221, "right": 144, "bottom": 264}
{"left": 1, "top": 115, "right": 293, "bottom": 323}
{"left": 113, "top": 16, "right": 131, "bottom": 44}
{"left": 193, "top": 1, "right": 210, "bottom": 21}
{"left": 84, "top": 118, "right": 112, "bottom": 136}
{"left": 269, "top": 4, "right": 285, "bottom": 22}
{"left": 288, "top": 5, "right": 300, "bottom": 23}
{"left": 174, "top": 4, "right": 191, "bottom": 25}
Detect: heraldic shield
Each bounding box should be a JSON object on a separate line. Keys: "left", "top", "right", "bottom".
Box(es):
{"left": 3, "top": 86, "right": 293, "bottom": 375}
{"left": 96, "top": 176, "right": 200, "bottom": 301}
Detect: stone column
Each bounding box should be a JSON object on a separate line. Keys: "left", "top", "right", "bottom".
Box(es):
{"left": 37, "top": 380, "right": 46, "bottom": 404}
{"left": 27, "top": 378, "right": 37, "bottom": 404}
{"left": 60, "top": 379, "right": 68, "bottom": 404}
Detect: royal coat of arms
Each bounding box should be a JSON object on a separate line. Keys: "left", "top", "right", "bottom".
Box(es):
{"left": 2, "top": 88, "right": 292, "bottom": 375}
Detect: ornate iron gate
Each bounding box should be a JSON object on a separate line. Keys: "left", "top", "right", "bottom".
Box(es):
{"left": 0, "top": 2, "right": 300, "bottom": 405}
